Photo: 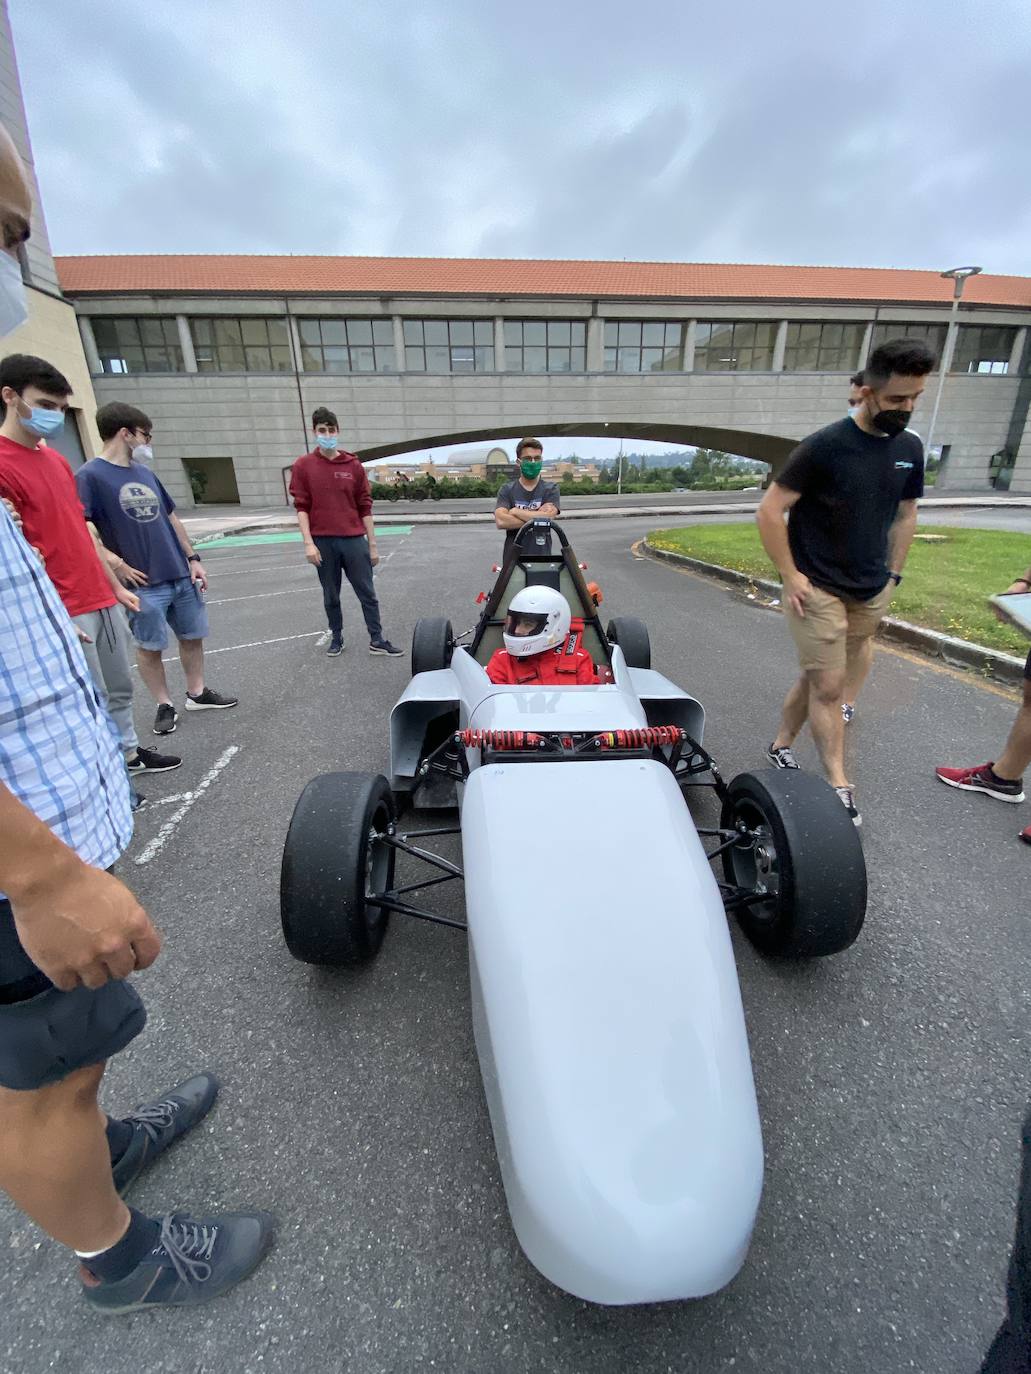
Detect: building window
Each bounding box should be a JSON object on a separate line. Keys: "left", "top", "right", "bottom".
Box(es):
{"left": 869, "top": 322, "right": 947, "bottom": 368}
{"left": 603, "top": 321, "right": 682, "bottom": 372}
{"left": 91, "top": 317, "right": 185, "bottom": 374}
{"left": 694, "top": 321, "right": 776, "bottom": 371}
{"left": 297, "top": 318, "right": 395, "bottom": 373}
{"left": 783, "top": 321, "right": 866, "bottom": 372}
{"left": 951, "top": 325, "right": 1017, "bottom": 375}
{"left": 505, "top": 320, "right": 586, "bottom": 372}
{"left": 190, "top": 317, "right": 292, "bottom": 373}
{"left": 403, "top": 319, "right": 494, "bottom": 372}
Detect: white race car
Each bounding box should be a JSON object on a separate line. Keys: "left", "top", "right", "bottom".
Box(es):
{"left": 280, "top": 519, "right": 867, "bottom": 1305}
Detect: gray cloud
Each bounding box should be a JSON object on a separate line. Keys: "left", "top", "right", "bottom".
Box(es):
{"left": 10, "top": 0, "right": 1031, "bottom": 272}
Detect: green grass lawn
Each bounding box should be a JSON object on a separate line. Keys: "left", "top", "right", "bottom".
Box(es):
{"left": 648, "top": 523, "right": 1031, "bottom": 657}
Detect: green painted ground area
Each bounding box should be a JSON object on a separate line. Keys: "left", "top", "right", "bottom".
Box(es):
{"left": 200, "top": 525, "right": 412, "bottom": 550}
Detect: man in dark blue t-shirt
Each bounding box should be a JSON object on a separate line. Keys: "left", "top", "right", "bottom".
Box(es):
{"left": 76, "top": 403, "right": 238, "bottom": 737}
{"left": 755, "top": 338, "right": 934, "bottom": 827}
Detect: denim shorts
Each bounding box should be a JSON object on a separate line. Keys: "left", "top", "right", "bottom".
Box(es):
{"left": 0, "top": 899, "right": 146, "bottom": 1091}
{"left": 129, "top": 576, "right": 209, "bottom": 651}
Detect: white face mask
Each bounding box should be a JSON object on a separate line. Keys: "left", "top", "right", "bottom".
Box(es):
{"left": 0, "top": 249, "right": 28, "bottom": 338}
{"left": 131, "top": 442, "right": 153, "bottom": 463}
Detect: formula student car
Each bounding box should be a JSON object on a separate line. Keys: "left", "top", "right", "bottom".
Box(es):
{"left": 280, "top": 519, "right": 867, "bottom": 1306}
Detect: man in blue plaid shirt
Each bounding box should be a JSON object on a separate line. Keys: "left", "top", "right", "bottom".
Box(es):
{"left": 0, "top": 126, "right": 272, "bottom": 1312}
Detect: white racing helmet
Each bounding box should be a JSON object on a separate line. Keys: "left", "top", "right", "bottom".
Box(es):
{"left": 503, "top": 586, "right": 571, "bottom": 659}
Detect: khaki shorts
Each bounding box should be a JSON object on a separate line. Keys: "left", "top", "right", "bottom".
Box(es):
{"left": 783, "top": 580, "right": 893, "bottom": 673}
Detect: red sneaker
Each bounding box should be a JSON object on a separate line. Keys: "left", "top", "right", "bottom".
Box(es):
{"left": 935, "top": 762, "right": 1025, "bottom": 803}
{"left": 1020, "top": 826, "right": 1031, "bottom": 846}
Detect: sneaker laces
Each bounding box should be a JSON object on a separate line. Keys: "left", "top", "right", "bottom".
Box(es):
{"left": 124, "top": 1097, "right": 180, "bottom": 1143}
{"left": 157, "top": 1215, "right": 217, "bottom": 1286}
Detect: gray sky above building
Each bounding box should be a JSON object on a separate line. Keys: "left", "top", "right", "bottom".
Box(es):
{"left": 11, "top": 0, "right": 1031, "bottom": 274}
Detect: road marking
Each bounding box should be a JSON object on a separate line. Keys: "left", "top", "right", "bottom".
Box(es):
{"left": 158, "top": 631, "right": 323, "bottom": 662}
{"left": 140, "top": 791, "right": 193, "bottom": 808}
{"left": 134, "top": 746, "right": 239, "bottom": 865}
{"left": 315, "top": 630, "right": 331, "bottom": 646}
{"left": 205, "top": 587, "right": 311, "bottom": 606}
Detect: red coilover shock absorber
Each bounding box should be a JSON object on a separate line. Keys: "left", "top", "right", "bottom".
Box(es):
{"left": 455, "top": 729, "right": 544, "bottom": 750}
{"left": 598, "top": 726, "right": 685, "bottom": 749}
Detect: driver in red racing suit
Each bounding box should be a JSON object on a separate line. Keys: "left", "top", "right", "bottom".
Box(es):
{"left": 486, "top": 586, "right": 596, "bottom": 685}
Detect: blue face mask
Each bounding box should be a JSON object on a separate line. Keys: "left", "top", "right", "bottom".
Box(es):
{"left": 18, "top": 402, "right": 64, "bottom": 439}
{"left": 316, "top": 433, "right": 338, "bottom": 452}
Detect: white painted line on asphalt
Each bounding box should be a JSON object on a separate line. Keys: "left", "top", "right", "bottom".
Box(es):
{"left": 203, "top": 560, "right": 311, "bottom": 578}
{"left": 134, "top": 746, "right": 239, "bottom": 866}
{"left": 159, "top": 631, "right": 323, "bottom": 662}
{"left": 315, "top": 630, "right": 331, "bottom": 646}
{"left": 205, "top": 587, "right": 311, "bottom": 606}
{"left": 140, "top": 791, "right": 193, "bottom": 808}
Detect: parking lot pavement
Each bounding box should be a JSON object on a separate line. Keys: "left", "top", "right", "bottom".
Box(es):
{"left": 1, "top": 517, "right": 1028, "bottom": 1374}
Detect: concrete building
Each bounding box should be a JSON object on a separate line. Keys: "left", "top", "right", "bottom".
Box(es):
{"left": 54, "top": 254, "right": 1031, "bottom": 508}
{"left": 0, "top": 0, "right": 98, "bottom": 466}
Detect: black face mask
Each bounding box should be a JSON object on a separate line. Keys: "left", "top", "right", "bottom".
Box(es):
{"left": 869, "top": 406, "right": 911, "bottom": 438}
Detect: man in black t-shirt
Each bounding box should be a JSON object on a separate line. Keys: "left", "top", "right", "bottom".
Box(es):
{"left": 756, "top": 338, "right": 935, "bottom": 825}
{"left": 494, "top": 437, "right": 561, "bottom": 553}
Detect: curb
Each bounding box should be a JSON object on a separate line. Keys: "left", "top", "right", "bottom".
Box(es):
{"left": 641, "top": 539, "right": 1027, "bottom": 686}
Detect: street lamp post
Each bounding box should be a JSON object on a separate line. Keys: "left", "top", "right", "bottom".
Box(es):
{"left": 924, "top": 264, "right": 982, "bottom": 468}
{"left": 616, "top": 442, "right": 624, "bottom": 497}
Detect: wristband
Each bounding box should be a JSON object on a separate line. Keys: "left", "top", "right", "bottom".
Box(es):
{"left": 188, "top": 553, "right": 202, "bottom": 564}
{"left": 889, "top": 572, "right": 902, "bottom": 586}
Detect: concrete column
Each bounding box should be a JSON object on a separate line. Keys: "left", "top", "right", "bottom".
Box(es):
{"left": 392, "top": 316, "right": 406, "bottom": 372}
{"left": 77, "top": 316, "right": 102, "bottom": 375}
{"left": 772, "top": 319, "right": 788, "bottom": 372}
{"left": 494, "top": 316, "right": 506, "bottom": 371}
{"left": 176, "top": 315, "right": 198, "bottom": 372}
{"left": 682, "top": 320, "right": 696, "bottom": 372}
{"left": 858, "top": 321, "right": 873, "bottom": 370}
{"left": 586, "top": 317, "right": 604, "bottom": 371}
{"left": 1009, "top": 328, "right": 1026, "bottom": 376}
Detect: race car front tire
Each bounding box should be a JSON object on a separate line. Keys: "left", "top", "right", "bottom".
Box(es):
{"left": 606, "top": 616, "right": 651, "bottom": 670}
{"left": 411, "top": 617, "right": 454, "bottom": 676}
{"left": 720, "top": 768, "right": 866, "bottom": 957}
{"left": 281, "top": 771, "right": 396, "bottom": 966}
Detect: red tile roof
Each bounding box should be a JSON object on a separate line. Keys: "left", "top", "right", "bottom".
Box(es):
{"left": 52, "top": 254, "right": 1031, "bottom": 309}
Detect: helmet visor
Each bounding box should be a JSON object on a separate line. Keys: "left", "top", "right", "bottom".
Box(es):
{"left": 504, "top": 609, "right": 549, "bottom": 640}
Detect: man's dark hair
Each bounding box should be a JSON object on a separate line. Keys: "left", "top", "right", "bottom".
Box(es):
{"left": 516, "top": 436, "right": 543, "bottom": 458}
{"left": 850, "top": 370, "right": 865, "bottom": 388}
{"left": 0, "top": 353, "right": 71, "bottom": 417}
{"left": 96, "top": 401, "right": 152, "bottom": 442}
{"left": 865, "top": 339, "right": 936, "bottom": 389}
{"left": 312, "top": 406, "right": 338, "bottom": 430}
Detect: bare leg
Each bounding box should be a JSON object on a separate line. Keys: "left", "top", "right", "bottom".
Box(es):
{"left": 177, "top": 638, "right": 205, "bottom": 697}
{"left": 806, "top": 667, "right": 849, "bottom": 788}
{"left": 774, "top": 673, "right": 810, "bottom": 748}
{"left": 843, "top": 636, "right": 875, "bottom": 708}
{"left": 994, "top": 681, "right": 1031, "bottom": 782}
{"left": 136, "top": 647, "right": 171, "bottom": 707}
{"left": 0, "top": 1062, "right": 130, "bottom": 1253}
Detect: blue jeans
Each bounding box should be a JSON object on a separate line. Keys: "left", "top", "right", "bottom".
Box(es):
{"left": 313, "top": 536, "right": 382, "bottom": 641}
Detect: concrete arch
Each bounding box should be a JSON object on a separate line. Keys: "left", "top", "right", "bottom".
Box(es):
{"left": 358, "top": 422, "right": 794, "bottom": 472}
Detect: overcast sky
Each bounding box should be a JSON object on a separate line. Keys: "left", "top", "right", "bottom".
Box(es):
{"left": 10, "top": 0, "right": 1031, "bottom": 275}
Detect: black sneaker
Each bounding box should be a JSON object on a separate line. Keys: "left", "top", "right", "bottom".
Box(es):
{"left": 765, "top": 743, "right": 800, "bottom": 770}
{"left": 112, "top": 1072, "right": 220, "bottom": 1197}
{"left": 81, "top": 1211, "right": 275, "bottom": 1313}
{"left": 369, "top": 639, "right": 403, "bottom": 657}
{"left": 185, "top": 687, "right": 239, "bottom": 712}
{"left": 127, "top": 746, "right": 182, "bottom": 774}
{"left": 327, "top": 634, "right": 344, "bottom": 657}
{"left": 834, "top": 786, "right": 861, "bottom": 826}
{"left": 153, "top": 703, "right": 179, "bottom": 735}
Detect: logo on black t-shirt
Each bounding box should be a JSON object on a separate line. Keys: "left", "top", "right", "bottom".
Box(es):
{"left": 119, "top": 481, "right": 160, "bottom": 522}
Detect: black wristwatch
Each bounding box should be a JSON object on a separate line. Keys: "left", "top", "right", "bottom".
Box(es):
{"left": 889, "top": 571, "right": 902, "bottom": 586}
{"left": 188, "top": 553, "right": 202, "bottom": 563}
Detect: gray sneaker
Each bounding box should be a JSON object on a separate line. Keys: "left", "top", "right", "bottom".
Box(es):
{"left": 765, "top": 743, "right": 800, "bottom": 770}
{"left": 834, "top": 786, "right": 861, "bottom": 826}
{"left": 81, "top": 1211, "right": 274, "bottom": 1314}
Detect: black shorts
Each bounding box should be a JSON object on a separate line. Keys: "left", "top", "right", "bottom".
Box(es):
{"left": 0, "top": 899, "right": 146, "bottom": 1092}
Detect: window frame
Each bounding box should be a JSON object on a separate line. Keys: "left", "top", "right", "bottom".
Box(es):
{"left": 297, "top": 317, "right": 395, "bottom": 373}
{"left": 402, "top": 318, "right": 495, "bottom": 373}
{"left": 91, "top": 315, "right": 185, "bottom": 375}
{"left": 602, "top": 320, "right": 683, "bottom": 372}
{"left": 950, "top": 324, "right": 1017, "bottom": 376}
{"left": 693, "top": 320, "right": 777, "bottom": 372}
{"left": 504, "top": 319, "right": 587, "bottom": 373}
{"left": 189, "top": 316, "right": 293, "bottom": 373}
{"left": 782, "top": 320, "right": 866, "bottom": 373}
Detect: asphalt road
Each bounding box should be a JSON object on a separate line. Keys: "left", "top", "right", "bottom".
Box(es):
{"left": 1, "top": 517, "right": 1028, "bottom": 1374}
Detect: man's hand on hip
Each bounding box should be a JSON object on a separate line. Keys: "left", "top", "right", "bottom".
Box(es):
{"left": 10, "top": 860, "right": 162, "bottom": 992}
{"left": 783, "top": 571, "right": 812, "bottom": 618}
{"left": 304, "top": 542, "right": 322, "bottom": 568}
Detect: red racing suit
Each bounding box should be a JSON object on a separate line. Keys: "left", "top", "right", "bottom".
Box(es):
{"left": 486, "top": 633, "right": 596, "bottom": 685}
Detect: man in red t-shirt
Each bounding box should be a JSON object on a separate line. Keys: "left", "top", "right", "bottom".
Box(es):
{"left": 0, "top": 355, "right": 180, "bottom": 784}
{"left": 289, "top": 406, "right": 401, "bottom": 658}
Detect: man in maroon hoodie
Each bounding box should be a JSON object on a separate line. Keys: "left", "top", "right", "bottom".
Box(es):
{"left": 289, "top": 408, "right": 401, "bottom": 657}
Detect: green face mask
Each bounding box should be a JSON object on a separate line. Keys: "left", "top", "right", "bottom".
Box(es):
{"left": 520, "top": 459, "right": 542, "bottom": 479}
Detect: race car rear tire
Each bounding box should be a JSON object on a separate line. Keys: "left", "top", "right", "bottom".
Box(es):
{"left": 720, "top": 769, "right": 866, "bottom": 957}
{"left": 411, "top": 617, "right": 454, "bottom": 676}
{"left": 281, "top": 772, "right": 396, "bottom": 966}
{"left": 606, "top": 616, "right": 651, "bottom": 670}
